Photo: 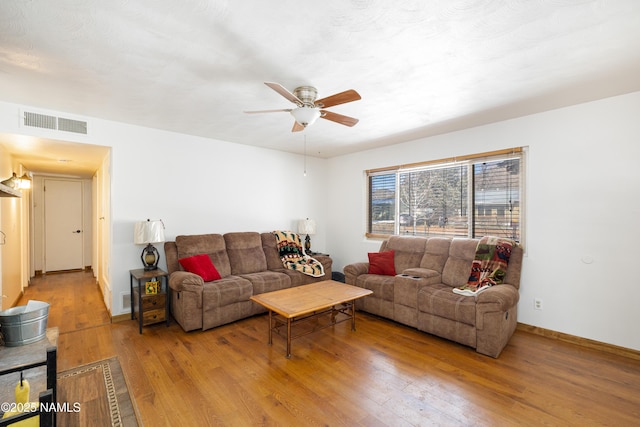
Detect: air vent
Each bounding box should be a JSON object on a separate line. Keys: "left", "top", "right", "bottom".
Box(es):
{"left": 121, "top": 292, "right": 131, "bottom": 311}
{"left": 58, "top": 117, "right": 88, "bottom": 134}
{"left": 22, "top": 110, "right": 88, "bottom": 134}
{"left": 24, "top": 111, "right": 57, "bottom": 130}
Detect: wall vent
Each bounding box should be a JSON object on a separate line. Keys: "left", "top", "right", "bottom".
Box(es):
{"left": 121, "top": 292, "right": 131, "bottom": 312}
{"left": 24, "top": 111, "right": 57, "bottom": 130}
{"left": 22, "top": 110, "right": 88, "bottom": 134}
{"left": 58, "top": 117, "right": 88, "bottom": 134}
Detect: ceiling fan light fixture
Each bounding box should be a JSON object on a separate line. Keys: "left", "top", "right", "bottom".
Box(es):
{"left": 291, "top": 107, "right": 321, "bottom": 127}
{"left": 247, "top": 82, "right": 360, "bottom": 132}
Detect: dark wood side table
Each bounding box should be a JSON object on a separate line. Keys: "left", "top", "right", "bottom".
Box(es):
{"left": 129, "top": 268, "right": 170, "bottom": 334}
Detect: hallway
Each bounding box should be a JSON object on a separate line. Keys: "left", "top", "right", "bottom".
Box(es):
{"left": 17, "top": 270, "right": 114, "bottom": 371}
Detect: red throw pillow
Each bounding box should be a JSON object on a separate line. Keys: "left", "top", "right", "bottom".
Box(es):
{"left": 368, "top": 250, "right": 396, "bottom": 276}
{"left": 179, "top": 254, "right": 222, "bottom": 281}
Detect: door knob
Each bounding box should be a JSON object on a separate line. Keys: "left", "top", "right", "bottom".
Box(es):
{"left": 73, "top": 230, "right": 81, "bottom": 233}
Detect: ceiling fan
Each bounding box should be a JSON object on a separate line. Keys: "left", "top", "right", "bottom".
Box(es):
{"left": 245, "top": 82, "right": 361, "bottom": 132}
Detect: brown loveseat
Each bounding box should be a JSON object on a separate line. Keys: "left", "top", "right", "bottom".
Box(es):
{"left": 164, "top": 232, "right": 332, "bottom": 332}
{"left": 343, "top": 236, "right": 523, "bottom": 358}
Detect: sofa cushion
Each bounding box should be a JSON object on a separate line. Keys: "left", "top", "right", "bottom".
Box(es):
{"left": 175, "top": 234, "right": 232, "bottom": 277}
{"left": 385, "top": 235, "right": 428, "bottom": 272}
{"left": 261, "top": 232, "right": 286, "bottom": 271}
{"left": 441, "top": 238, "right": 478, "bottom": 287}
{"left": 368, "top": 251, "right": 396, "bottom": 276}
{"left": 241, "top": 271, "right": 291, "bottom": 294}
{"left": 418, "top": 283, "right": 477, "bottom": 326}
{"left": 202, "top": 276, "right": 253, "bottom": 309}
{"left": 179, "top": 254, "right": 222, "bottom": 282}
{"left": 420, "top": 237, "right": 452, "bottom": 272}
{"left": 224, "top": 232, "right": 268, "bottom": 275}
{"left": 356, "top": 274, "right": 395, "bottom": 302}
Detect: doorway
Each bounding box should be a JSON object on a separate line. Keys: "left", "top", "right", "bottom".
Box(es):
{"left": 0, "top": 136, "right": 111, "bottom": 313}
{"left": 43, "top": 178, "right": 84, "bottom": 272}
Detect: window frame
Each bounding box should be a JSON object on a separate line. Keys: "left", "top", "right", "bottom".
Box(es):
{"left": 366, "top": 147, "right": 526, "bottom": 244}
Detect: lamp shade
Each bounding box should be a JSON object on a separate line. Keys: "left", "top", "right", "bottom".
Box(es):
{"left": 298, "top": 218, "right": 316, "bottom": 235}
{"left": 134, "top": 219, "right": 165, "bottom": 244}
{"left": 291, "top": 107, "right": 321, "bottom": 127}
{"left": 18, "top": 173, "right": 32, "bottom": 189}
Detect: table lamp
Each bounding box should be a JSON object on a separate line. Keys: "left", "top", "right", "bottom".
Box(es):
{"left": 298, "top": 218, "right": 316, "bottom": 254}
{"left": 134, "top": 219, "right": 165, "bottom": 270}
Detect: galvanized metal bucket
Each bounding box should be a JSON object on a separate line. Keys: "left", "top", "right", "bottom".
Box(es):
{"left": 0, "top": 300, "right": 50, "bottom": 346}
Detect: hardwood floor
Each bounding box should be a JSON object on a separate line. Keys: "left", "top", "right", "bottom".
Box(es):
{"left": 18, "top": 271, "right": 640, "bottom": 426}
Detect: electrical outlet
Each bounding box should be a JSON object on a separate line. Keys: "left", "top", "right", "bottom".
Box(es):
{"left": 534, "top": 298, "right": 543, "bottom": 310}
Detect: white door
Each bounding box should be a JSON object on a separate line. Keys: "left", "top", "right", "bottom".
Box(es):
{"left": 44, "top": 179, "right": 84, "bottom": 272}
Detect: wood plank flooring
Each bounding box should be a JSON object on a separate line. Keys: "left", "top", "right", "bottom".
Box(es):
{"left": 16, "top": 271, "right": 640, "bottom": 426}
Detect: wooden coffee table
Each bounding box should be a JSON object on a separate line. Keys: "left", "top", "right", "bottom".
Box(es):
{"left": 250, "top": 280, "right": 372, "bottom": 358}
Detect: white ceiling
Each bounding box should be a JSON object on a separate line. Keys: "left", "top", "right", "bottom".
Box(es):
{"left": 1, "top": 0, "right": 640, "bottom": 176}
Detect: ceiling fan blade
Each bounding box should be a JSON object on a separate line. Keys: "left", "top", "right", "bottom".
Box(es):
{"left": 320, "top": 110, "right": 359, "bottom": 127}
{"left": 292, "top": 121, "right": 305, "bottom": 132}
{"left": 244, "top": 109, "right": 292, "bottom": 114}
{"left": 315, "top": 89, "right": 361, "bottom": 108}
{"left": 264, "top": 82, "right": 303, "bottom": 106}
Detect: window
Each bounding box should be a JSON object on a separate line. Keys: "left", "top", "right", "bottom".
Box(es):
{"left": 367, "top": 148, "right": 524, "bottom": 243}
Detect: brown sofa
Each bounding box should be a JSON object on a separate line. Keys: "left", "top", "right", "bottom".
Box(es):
{"left": 164, "top": 231, "right": 332, "bottom": 332}
{"left": 343, "top": 236, "right": 523, "bottom": 357}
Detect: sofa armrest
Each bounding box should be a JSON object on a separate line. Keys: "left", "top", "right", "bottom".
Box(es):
{"left": 313, "top": 255, "right": 333, "bottom": 277}
{"left": 476, "top": 284, "right": 520, "bottom": 356}
{"left": 168, "top": 271, "right": 205, "bottom": 308}
{"left": 343, "top": 262, "right": 369, "bottom": 285}
{"left": 169, "top": 271, "right": 204, "bottom": 289}
{"left": 476, "top": 284, "right": 519, "bottom": 311}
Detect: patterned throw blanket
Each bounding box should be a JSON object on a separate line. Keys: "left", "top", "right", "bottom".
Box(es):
{"left": 453, "top": 236, "right": 515, "bottom": 296}
{"left": 272, "top": 230, "right": 325, "bottom": 277}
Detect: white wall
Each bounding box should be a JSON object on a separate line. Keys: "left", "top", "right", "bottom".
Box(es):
{"left": 99, "top": 121, "right": 328, "bottom": 316}
{"left": 326, "top": 91, "right": 640, "bottom": 351}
